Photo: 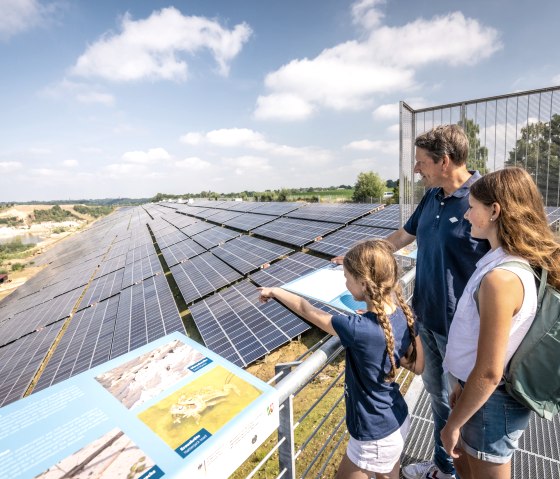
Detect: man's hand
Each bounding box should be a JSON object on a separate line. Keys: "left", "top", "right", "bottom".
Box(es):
{"left": 331, "top": 256, "right": 344, "bottom": 265}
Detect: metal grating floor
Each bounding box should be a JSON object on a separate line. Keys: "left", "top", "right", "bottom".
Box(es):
{"left": 402, "top": 377, "right": 560, "bottom": 478}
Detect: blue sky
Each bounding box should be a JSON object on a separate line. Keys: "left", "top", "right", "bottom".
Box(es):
{"left": 1, "top": 0, "right": 559, "bottom": 201}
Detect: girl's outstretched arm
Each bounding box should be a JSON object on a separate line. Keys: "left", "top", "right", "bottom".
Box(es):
{"left": 258, "top": 287, "right": 336, "bottom": 336}
{"left": 400, "top": 334, "right": 424, "bottom": 374}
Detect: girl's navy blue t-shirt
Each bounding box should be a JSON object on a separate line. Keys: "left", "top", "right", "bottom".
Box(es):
{"left": 331, "top": 309, "right": 411, "bottom": 441}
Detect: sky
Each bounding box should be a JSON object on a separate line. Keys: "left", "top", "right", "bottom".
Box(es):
{"left": 1, "top": 0, "right": 559, "bottom": 202}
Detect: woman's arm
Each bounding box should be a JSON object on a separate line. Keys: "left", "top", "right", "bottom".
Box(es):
{"left": 399, "top": 334, "right": 424, "bottom": 374}
{"left": 258, "top": 287, "right": 337, "bottom": 336}
{"left": 440, "top": 269, "right": 524, "bottom": 458}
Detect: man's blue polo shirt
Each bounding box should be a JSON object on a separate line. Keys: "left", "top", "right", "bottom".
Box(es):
{"left": 403, "top": 171, "right": 490, "bottom": 336}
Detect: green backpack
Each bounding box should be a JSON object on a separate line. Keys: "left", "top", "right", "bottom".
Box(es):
{"left": 475, "top": 261, "right": 560, "bottom": 420}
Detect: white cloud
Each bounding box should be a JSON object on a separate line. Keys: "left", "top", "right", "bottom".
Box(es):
{"left": 43, "top": 79, "right": 115, "bottom": 106}
{"left": 70, "top": 7, "right": 252, "bottom": 82}
{"left": 122, "top": 148, "right": 171, "bottom": 164}
{"left": 372, "top": 103, "right": 399, "bottom": 121}
{"left": 0, "top": 0, "right": 49, "bottom": 40}
{"left": 206, "top": 128, "right": 265, "bottom": 147}
{"left": 180, "top": 132, "right": 203, "bottom": 145}
{"left": 254, "top": 93, "right": 314, "bottom": 121}
{"left": 345, "top": 139, "right": 398, "bottom": 155}
{"left": 254, "top": 2, "right": 501, "bottom": 121}
{"left": 181, "top": 127, "right": 333, "bottom": 162}
{"left": 175, "top": 157, "right": 210, "bottom": 170}
{"left": 352, "top": 0, "right": 385, "bottom": 30}
{"left": 104, "top": 163, "right": 147, "bottom": 176}
{"left": 62, "top": 159, "right": 78, "bottom": 167}
{"left": 0, "top": 161, "right": 22, "bottom": 173}
{"left": 222, "top": 155, "right": 271, "bottom": 176}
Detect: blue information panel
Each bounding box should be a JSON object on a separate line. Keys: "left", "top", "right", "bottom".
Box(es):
{"left": 0, "top": 332, "right": 279, "bottom": 479}
{"left": 282, "top": 263, "right": 367, "bottom": 313}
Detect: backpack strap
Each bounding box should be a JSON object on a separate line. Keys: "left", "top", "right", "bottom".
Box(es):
{"left": 474, "top": 260, "right": 546, "bottom": 311}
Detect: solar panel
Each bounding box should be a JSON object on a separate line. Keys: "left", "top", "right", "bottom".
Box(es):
{"left": 180, "top": 221, "right": 215, "bottom": 237}
{"left": 221, "top": 201, "right": 264, "bottom": 213}
{"left": 32, "top": 295, "right": 121, "bottom": 392}
{"left": 252, "top": 217, "right": 341, "bottom": 247}
{"left": 126, "top": 241, "right": 157, "bottom": 265}
{"left": 250, "top": 251, "right": 330, "bottom": 286}
{"left": 190, "top": 280, "right": 310, "bottom": 367}
{"left": 94, "top": 254, "right": 127, "bottom": 279}
{"left": 160, "top": 238, "right": 206, "bottom": 267}
{"left": 191, "top": 225, "right": 241, "bottom": 249}
{"left": 105, "top": 240, "right": 131, "bottom": 260}
{"left": 353, "top": 204, "right": 401, "bottom": 229}
{"left": 187, "top": 207, "right": 228, "bottom": 220}
{"left": 285, "top": 203, "right": 382, "bottom": 224}
{"left": 223, "top": 213, "right": 277, "bottom": 231}
{"left": 153, "top": 228, "right": 189, "bottom": 249}
{"left": 164, "top": 213, "right": 198, "bottom": 229}
{"left": 1, "top": 286, "right": 83, "bottom": 346}
{"left": 250, "top": 202, "right": 302, "bottom": 216}
{"left": 204, "top": 209, "right": 245, "bottom": 225}
{"left": 76, "top": 268, "right": 124, "bottom": 311}
{"left": 211, "top": 236, "right": 293, "bottom": 274}
{"left": 121, "top": 254, "right": 163, "bottom": 289}
{"left": 0, "top": 321, "right": 64, "bottom": 407}
{"left": 110, "top": 275, "right": 184, "bottom": 359}
{"left": 170, "top": 252, "right": 242, "bottom": 304}
{"left": 307, "top": 225, "right": 393, "bottom": 257}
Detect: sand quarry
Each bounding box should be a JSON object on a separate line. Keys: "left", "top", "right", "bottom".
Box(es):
{"left": 0, "top": 205, "right": 93, "bottom": 302}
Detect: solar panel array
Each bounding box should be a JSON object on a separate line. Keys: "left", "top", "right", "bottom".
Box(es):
{"left": 211, "top": 236, "right": 293, "bottom": 274}
{"left": 353, "top": 204, "right": 401, "bottom": 230}
{"left": 223, "top": 212, "right": 278, "bottom": 231}
{"left": 285, "top": 203, "right": 383, "bottom": 224}
{"left": 190, "top": 280, "right": 310, "bottom": 367}
{"left": 191, "top": 225, "right": 240, "bottom": 249}
{"left": 307, "top": 225, "right": 394, "bottom": 257}
{"left": 252, "top": 217, "right": 341, "bottom": 247}
{"left": 171, "top": 252, "right": 242, "bottom": 304}
{"left": 0, "top": 199, "right": 404, "bottom": 407}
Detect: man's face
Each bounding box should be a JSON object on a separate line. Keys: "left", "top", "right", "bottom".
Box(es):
{"left": 414, "top": 147, "right": 443, "bottom": 188}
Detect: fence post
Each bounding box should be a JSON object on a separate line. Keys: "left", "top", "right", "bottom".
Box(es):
{"left": 275, "top": 362, "right": 299, "bottom": 479}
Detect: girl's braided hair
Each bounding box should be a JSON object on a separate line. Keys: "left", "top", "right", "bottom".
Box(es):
{"left": 343, "top": 239, "right": 417, "bottom": 381}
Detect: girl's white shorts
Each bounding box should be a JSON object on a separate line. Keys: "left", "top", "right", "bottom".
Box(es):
{"left": 346, "top": 415, "right": 410, "bottom": 473}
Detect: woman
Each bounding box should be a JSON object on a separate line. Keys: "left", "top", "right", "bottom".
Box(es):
{"left": 441, "top": 167, "right": 560, "bottom": 479}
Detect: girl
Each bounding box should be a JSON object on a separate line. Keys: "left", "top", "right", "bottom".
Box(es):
{"left": 259, "top": 239, "right": 424, "bottom": 479}
{"left": 442, "top": 167, "right": 560, "bottom": 479}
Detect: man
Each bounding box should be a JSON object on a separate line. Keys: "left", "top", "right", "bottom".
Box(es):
{"left": 335, "top": 125, "right": 489, "bottom": 479}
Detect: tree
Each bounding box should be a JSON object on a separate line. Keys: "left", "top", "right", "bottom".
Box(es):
{"left": 352, "top": 171, "right": 385, "bottom": 202}
{"left": 505, "top": 113, "right": 560, "bottom": 206}
{"left": 458, "top": 118, "right": 489, "bottom": 173}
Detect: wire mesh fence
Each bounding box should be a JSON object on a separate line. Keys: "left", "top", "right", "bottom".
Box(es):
{"left": 400, "top": 85, "right": 560, "bottom": 220}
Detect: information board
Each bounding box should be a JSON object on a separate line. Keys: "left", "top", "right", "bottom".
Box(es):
{"left": 282, "top": 263, "right": 367, "bottom": 313}
{"left": 0, "top": 332, "right": 279, "bottom": 479}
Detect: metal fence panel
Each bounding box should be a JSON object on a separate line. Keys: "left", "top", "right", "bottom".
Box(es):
{"left": 400, "top": 85, "right": 560, "bottom": 223}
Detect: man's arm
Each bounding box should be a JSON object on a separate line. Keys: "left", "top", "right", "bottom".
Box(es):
{"left": 385, "top": 227, "right": 416, "bottom": 251}
{"left": 331, "top": 227, "right": 415, "bottom": 264}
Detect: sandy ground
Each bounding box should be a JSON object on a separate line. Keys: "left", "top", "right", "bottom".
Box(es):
{"left": 0, "top": 205, "right": 92, "bottom": 302}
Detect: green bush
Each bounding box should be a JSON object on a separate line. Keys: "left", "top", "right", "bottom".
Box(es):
{"left": 32, "top": 205, "right": 78, "bottom": 223}
{"left": 73, "top": 204, "right": 114, "bottom": 218}
{"left": 11, "top": 263, "right": 25, "bottom": 272}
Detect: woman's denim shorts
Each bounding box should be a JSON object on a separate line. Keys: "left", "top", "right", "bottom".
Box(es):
{"left": 458, "top": 381, "right": 532, "bottom": 463}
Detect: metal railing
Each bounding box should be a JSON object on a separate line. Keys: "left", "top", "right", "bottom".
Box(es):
{"left": 240, "top": 267, "right": 416, "bottom": 479}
